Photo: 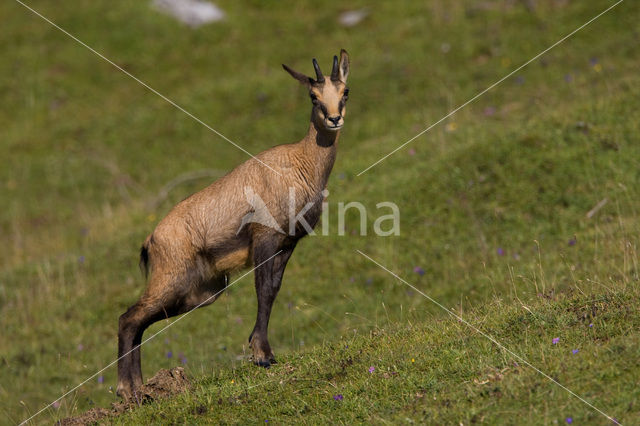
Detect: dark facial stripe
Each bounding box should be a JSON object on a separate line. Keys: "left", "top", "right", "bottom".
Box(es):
{"left": 318, "top": 103, "right": 328, "bottom": 118}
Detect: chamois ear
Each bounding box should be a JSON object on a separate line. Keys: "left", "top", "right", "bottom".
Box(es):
{"left": 282, "top": 64, "right": 314, "bottom": 87}
{"left": 338, "top": 49, "right": 349, "bottom": 83}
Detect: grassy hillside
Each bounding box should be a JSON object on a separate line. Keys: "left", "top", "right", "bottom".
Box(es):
{"left": 118, "top": 289, "right": 640, "bottom": 424}
{"left": 1, "top": 0, "right": 638, "bottom": 424}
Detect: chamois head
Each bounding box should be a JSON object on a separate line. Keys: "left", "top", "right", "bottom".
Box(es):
{"left": 283, "top": 49, "right": 350, "bottom": 132}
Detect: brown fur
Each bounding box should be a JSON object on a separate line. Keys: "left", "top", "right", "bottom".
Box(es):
{"left": 116, "top": 50, "right": 350, "bottom": 401}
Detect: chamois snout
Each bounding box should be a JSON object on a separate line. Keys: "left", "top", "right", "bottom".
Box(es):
{"left": 327, "top": 115, "right": 343, "bottom": 129}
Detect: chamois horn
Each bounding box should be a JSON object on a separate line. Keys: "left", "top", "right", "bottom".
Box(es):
{"left": 330, "top": 55, "right": 339, "bottom": 81}
{"left": 312, "top": 58, "right": 324, "bottom": 83}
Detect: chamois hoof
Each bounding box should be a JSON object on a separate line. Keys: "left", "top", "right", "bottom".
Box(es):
{"left": 256, "top": 359, "right": 272, "bottom": 368}
{"left": 116, "top": 384, "right": 135, "bottom": 403}
{"left": 252, "top": 353, "right": 277, "bottom": 368}
{"left": 248, "top": 334, "right": 276, "bottom": 368}
{"left": 116, "top": 380, "right": 147, "bottom": 405}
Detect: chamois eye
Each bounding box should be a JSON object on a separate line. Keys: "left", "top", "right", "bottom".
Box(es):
{"left": 343, "top": 88, "right": 350, "bottom": 98}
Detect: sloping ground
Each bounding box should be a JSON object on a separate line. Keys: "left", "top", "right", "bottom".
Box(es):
{"left": 2, "top": 1, "right": 640, "bottom": 424}
{"left": 114, "top": 286, "right": 639, "bottom": 424}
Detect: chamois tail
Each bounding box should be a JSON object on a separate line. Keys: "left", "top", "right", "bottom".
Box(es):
{"left": 139, "top": 235, "right": 152, "bottom": 278}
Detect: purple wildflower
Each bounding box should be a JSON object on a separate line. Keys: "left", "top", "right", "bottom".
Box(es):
{"left": 515, "top": 76, "right": 525, "bottom": 85}
{"left": 179, "top": 353, "right": 187, "bottom": 364}
{"left": 408, "top": 148, "right": 416, "bottom": 156}
{"left": 568, "top": 238, "right": 577, "bottom": 246}
{"left": 572, "top": 349, "right": 579, "bottom": 355}
{"left": 97, "top": 375, "right": 104, "bottom": 384}
{"left": 589, "top": 323, "right": 593, "bottom": 328}
{"left": 564, "top": 74, "right": 573, "bottom": 83}
{"left": 167, "top": 351, "right": 173, "bottom": 358}
{"left": 78, "top": 256, "right": 85, "bottom": 264}
{"left": 497, "top": 247, "right": 505, "bottom": 256}
{"left": 589, "top": 57, "right": 598, "bottom": 66}
{"left": 552, "top": 337, "right": 560, "bottom": 345}
{"left": 77, "top": 344, "right": 84, "bottom": 351}
{"left": 368, "top": 366, "right": 375, "bottom": 373}
{"left": 413, "top": 266, "right": 425, "bottom": 276}
{"left": 52, "top": 401, "right": 61, "bottom": 409}
{"left": 365, "top": 278, "right": 373, "bottom": 285}
{"left": 333, "top": 394, "right": 343, "bottom": 401}
{"left": 566, "top": 417, "right": 573, "bottom": 424}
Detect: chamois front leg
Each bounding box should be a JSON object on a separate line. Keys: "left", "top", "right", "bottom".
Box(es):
{"left": 249, "top": 242, "right": 295, "bottom": 367}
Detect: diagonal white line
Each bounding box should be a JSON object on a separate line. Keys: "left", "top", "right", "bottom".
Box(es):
{"left": 356, "top": 249, "right": 621, "bottom": 424}
{"left": 357, "top": 0, "right": 625, "bottom": 176}
{"left": 14, "top": 0, "right": 281, "bottom": 176}
{"left": 19, "top": 250, "right": 282, "bottom": 425}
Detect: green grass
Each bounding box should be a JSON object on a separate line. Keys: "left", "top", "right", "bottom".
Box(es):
{"left": 1, "top": 0, "right": 639, "bottom": 424}
{"left": 118, "top": 289, "right": 640, "bottom": 424}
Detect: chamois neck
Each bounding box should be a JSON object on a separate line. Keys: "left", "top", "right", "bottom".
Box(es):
{"left": 296, "top": 120, "right": 339, "bottom": 189}
{"left": 305, "top": 121, "right": 339, "bottom": 148}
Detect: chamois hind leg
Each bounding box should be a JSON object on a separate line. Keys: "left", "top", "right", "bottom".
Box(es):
{"left": 249, "top": 241, "right": 296, "bottom": 367}
{"left": 117, "top": 271, "right": 226, "bottom": 402}
{"left": 117, "top": 281, "right": 176, "bottom": 403}
{"left": 117, "top": 298, "right": 162, "bottom": 402}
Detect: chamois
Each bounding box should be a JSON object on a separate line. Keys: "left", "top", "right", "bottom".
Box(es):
{"left": 117, "top": 50, "right": 350, "bottom": 401}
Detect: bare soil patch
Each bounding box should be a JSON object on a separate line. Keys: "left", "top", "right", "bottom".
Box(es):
{"left": 58, "top": 367, "right": 191, "bottom": 425}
